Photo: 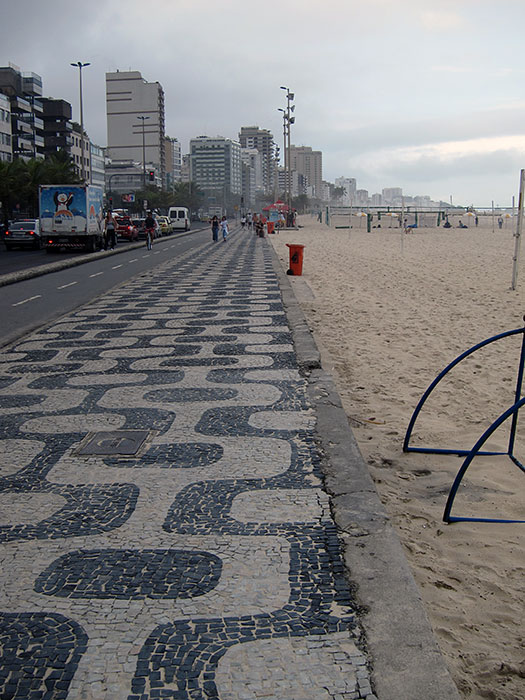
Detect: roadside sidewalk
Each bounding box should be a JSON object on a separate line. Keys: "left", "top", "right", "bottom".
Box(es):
{"left": 0, "top": 229, "right": 459, "bottom": 699}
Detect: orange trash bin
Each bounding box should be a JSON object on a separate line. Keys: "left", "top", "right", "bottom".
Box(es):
{"left": 286, "top": 243, "right": 304, "bottom": 276}
{"left": 267, "top": 221, "right": 275, "bottom": 234}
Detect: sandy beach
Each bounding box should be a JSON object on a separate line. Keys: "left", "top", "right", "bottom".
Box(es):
{"left": 270, "top": 214, "right": 525, "bottom": 699}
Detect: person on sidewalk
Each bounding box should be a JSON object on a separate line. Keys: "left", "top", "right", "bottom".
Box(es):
{"left": 211, "top": 215, "right": 219, "bottom": 242}
{"left": 104, "top": 211, "right": 117, "bottom": 250}
{"left": 220, "top": 216, "right": 229, "bottom": 241}
{"left": 255, "top": 216, "right": 265, "bottom": 238}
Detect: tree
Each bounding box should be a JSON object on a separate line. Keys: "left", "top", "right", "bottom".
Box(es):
{"left": 0, "top": 152, "right": 80, "bottom": 222}
{"left": 0, "top": 159, "right": 27, "bottom": 224}
{"left": 171, "top": 181, "right": 204, "bottom": 214}
{"left": 332, "top": 186, "right": 345, "bottom": 201}
{"left": 291, "top": 194, "right": 309, "bottom": 214}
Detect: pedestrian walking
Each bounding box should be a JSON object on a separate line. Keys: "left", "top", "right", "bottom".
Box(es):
{"left": 211, "top": 215, "right": 219, "bottom": 242}
{"left": 246, "top": 212, "right": 253, "bottom": 230}
{"left": 255, "top": 216, "right": 264, "bottom": 238}
{"left": 241, "top": 215, "right": 246, "bottom": 229}
{"left": 104, "top": 211, "right": 117, "bottom": 250}
{"left": 220, "top": 216, "right": 229, "bottom": 241}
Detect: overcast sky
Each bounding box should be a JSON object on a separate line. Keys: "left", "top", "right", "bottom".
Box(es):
{"left": 3, "top": 0, "right": 525, "bottom": 206}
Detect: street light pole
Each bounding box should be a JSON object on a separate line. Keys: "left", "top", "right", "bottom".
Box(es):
{"left": 70, "top": 61, "right": 90, "bottom": 184}
{"left": 278, "top": 108, "right": 287, "bottom": 201}
{"left": 137, "top": 116, "right": 150, "bottom": 189}
{"left": 280, "top": 87, "right": 295, "bottom": 225}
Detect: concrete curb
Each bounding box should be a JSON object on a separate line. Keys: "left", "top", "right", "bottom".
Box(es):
{"left": 0, "top": 227, "right": 206, "bottom": 288}
{"left": 270, "top": 242, "right": 460, "bottom": 700}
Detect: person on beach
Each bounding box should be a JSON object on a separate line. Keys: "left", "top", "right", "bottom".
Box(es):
{"left": 458, "top": 220, "right": 468, "bottom": 229}
{"left": 220, "top": 215, "right": 229, "bottom": 241}
{"left": 498, "top": 216, "right": 503, "bottom": 229}
{"left": 211, "top": 215, "right": 219, "bottom": 242}
{"left": 104, "top": 211, "right": 117, "bottom": 250}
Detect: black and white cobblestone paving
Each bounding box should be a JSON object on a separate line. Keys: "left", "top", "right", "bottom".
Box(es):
{"left": 0, "top": 232, "right": 376, "bottom": 699}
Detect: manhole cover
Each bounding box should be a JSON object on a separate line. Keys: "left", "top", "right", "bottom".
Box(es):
{"left": 77, "top": 430, "right": 150, "bottom": 456}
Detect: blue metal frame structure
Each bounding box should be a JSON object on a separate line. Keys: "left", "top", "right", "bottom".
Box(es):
{"left": 403, "top": 324, "right": 525, "bottom": 523}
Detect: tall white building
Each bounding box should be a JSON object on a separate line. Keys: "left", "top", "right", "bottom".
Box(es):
{"left": 382, "top": 187, "right": 403, "bottom": 204}
{"left": 190, "top": 136, "right": 242, "bottom": 215}
{"left": 164, "top": 136, "right": 181, "bottom": 190}
{"left": 238, "top": 126, "right": 275, "bottom": 195}
{"left": 241, "top": 148, "right": 263, "bottom": 191}
{"left": 335, "top": 177, "right": 357, "bottom": 205}
{"left": 106, "top": 70, "right": 165, "bottom": 182}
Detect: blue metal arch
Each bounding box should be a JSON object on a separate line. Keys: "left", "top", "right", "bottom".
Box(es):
{"left": 403, "top": 324, "right": 525, "bottom": 523}
{"left": 403, "top": 326, "right": 525, "bottom": 455}
{"left": 443, "top": 397, "right": 525, "bottom": 523}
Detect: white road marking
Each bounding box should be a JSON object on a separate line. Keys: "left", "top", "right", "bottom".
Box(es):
{"left": 89, "top": 272, "right": 104, "bottom": 278}
{"left": 112, "top": 264, "right": 123, "bottom": 269}
{"left": 142, "top": 254, "right": 150, "bottom": 258}
{"left": 128, "top": 258, "right": 138, "bottom": 263}
{"left": 12, "top": 295, "right": 41, "bottom": 307}
{"left": 153, "top": 251, "right": 161, "bottom": 255}
{"left": 57, "top": 282, "right": 78, "bottom": 289}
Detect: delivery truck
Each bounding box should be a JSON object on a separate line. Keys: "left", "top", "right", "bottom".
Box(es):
{"left": 39, "top": 184, "right": 104, "bottom": 253}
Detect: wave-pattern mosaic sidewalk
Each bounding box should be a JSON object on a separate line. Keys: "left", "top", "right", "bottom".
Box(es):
{"left": 0, "top": 232, "right": 375, "bottom": 700}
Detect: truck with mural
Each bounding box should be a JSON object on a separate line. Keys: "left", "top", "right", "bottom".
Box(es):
{"left": 39, "top": 185, "right": 104, "bottom": 253}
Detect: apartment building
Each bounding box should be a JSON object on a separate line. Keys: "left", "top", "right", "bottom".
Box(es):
{"left": 238, "top": 126, "right": 275, "bottom": 195}
{"left": 0, "top": 93, "right": 12, "bottom": 162}
{"left": 289, "top": 145, "right": 322, "bottom": 197}
{"left": 165, "top": 136, "right": 182, "bottom": 190}
{"left": 41, "top": 98, "right": 73, "bottom": 159}
{"left": 70, "top": 122, "right": 91, "bottom": 181}
{"left": 0, "top": 65, "right": 44, "bottom": 161}
{"left": 90, "top": 143, "right": 105, "bottom": 188}
{"left": 106, "top": 70, "right": 165, "bottom": 181}
{"left": 382, "top": 187, "right": 403, "bottom": 204}
{"left": 190, "top": 136, "right": 242, "bottom": 214}
{"left": 335, "top": 177, "right": 357, "bottom": 205}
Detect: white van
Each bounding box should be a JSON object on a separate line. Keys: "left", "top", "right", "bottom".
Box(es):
{"left": 168, "top": 207, "right": 191, "bottom": 231}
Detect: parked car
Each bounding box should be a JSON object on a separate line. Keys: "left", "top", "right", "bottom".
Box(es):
{"left": 157, "top": 216, "right": 172, "bottom": 236}
{"left": 114, "top": 216, "right": 134, "bottom": 241}
{"left": 131, "top": 218, "right": 147, "bottom": 240}
{"left": 3, "top": 219, "right": 42, "bottom": 250}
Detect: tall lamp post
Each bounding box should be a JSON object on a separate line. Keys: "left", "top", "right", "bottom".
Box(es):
{"left": 278, "top": 108, "right": 287, "bottom": 202}
{"left": 70, "top": 61, "right": 90, "bottom": 184}
{"left": 137, "top": 116, "right": 150, "bottom": 189}
{"left": 280, "top": 86, "right": 295, "bottom": 224}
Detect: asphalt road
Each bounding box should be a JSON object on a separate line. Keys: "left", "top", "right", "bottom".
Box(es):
{"left": 0, "top": 226, "right": 216, "bottom": 348}
{"left": 0, "top": 243, "right": 86, "bottom": 277}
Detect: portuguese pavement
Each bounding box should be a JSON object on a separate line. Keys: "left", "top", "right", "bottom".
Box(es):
{"left": 0, "top": 230, "right": 377, "bottom": 700}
